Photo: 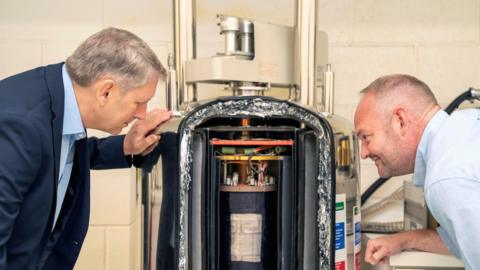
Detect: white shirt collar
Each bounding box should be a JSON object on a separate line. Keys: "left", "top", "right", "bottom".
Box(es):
{"left": 413, "top": 110, "right": 448, "bottom": 186}
{"left": 62, "top": 64, "right": 86, "bottom": 140}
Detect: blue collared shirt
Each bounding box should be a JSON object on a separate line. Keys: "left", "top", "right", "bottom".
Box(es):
{"left": 413, "top": 109, "right": 480, "bottom": 270}
{"left": 53, "top": 65, "right": 86, "bottom": 228}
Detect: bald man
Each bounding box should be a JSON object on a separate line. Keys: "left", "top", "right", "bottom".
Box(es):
{"left": 354, "top": 74, "right": 480, "bottom": 270}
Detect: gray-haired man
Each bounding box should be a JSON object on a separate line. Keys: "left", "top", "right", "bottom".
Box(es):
{"left": 0, "top": 27, "right": 171, "bottom": 269}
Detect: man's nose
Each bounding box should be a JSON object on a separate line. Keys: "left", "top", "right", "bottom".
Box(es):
{"left": 134, "top": 104, "right": 147, "bottom": 120}
{"left": 360, "top": 143, "right": 369, "bottom": 159}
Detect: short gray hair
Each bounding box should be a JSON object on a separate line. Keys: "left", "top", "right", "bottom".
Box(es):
{"left": 66, "top": 27, "right": 166, "bottom": 90}
{"left": 361, "top": 74, "right": 438, "bottom": 118}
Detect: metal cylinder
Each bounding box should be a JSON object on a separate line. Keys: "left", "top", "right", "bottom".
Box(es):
{"left": 240, "top": 19, "right": 254, "bottom": 58}
{"left": 174, "top": 0, "right": 197, "bottom": 105}
{"left": 220, "top": 16, "right": 241, "bottom": 55}
{"left": 471, "top": 88, "right": 480, "bottom": 99}
{"left": 224, "top": 31, "right": 238, "bottom": 55}
{"left": 166, "top": 54, "right": 178, "bottom": 111}
{"left": 324, "top": 64, "right": 334, "bottom": 115}
{"left": 294, "top": 0, "right": 318, "bottom": 107}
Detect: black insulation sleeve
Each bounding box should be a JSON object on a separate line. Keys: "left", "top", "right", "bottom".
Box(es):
{"left": 444, "top": 88, "right": 474, "bottom": 114}
{"left": 361, "top": 177, "right": 389, "bottom": 205}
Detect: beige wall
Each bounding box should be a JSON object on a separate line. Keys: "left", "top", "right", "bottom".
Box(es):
{"left": 1, "top": 0, "right": 479, "bottom": 269}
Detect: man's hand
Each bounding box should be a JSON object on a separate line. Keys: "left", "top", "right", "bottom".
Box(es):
{"left": 123, "top": 109, "right": 172, "bottom": 156}
{"left": 365, "top": 229, "right": 451, "bottom": 265}
{"left": 365, "top": 233, "right": 406, "bottom": 265}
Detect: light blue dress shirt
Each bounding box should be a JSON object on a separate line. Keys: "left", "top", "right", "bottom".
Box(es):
{"left": 413, "top": 109, "right": 480, "bottom": 270}
{"left": 53, "top": 65, "right": 86, "bottom": 228}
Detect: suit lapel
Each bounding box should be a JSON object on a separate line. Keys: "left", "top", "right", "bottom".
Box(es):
{"left": 44, "top": 63, "right": 65, "bottom": 231}
{"left": 45, "top": 63, "right": 65, "bottom": 184}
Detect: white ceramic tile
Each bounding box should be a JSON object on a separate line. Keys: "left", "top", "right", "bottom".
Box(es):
{"left": 0, "top": 41, "right": 42, "bottom": 79}
{"left": 353, "top": 0, "right": 478, "bottom": 43}
{"left": 74, "top": 227, "right": 106, "bottom": 270}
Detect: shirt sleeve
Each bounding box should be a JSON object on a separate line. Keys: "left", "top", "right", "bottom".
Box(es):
{"left": 88, "top": 135, "right": 132, "bottom": 170}
{"left": 436, "top": 226, "right": 460, "bottom": 258}
{"left": 425, "top": 178, "right": 480, "bottom": 270}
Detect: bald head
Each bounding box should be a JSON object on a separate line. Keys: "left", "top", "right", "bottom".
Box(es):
{"left": 360, "top": 74, "right": 438, "bottom": 120}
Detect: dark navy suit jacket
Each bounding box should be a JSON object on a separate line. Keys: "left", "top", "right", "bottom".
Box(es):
{"left": 0, "top": 63, "right": 132, "bottom": 270}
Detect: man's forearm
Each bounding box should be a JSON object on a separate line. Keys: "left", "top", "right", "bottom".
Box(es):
{"left": 402, "top": 229, "right": 451, "bottom": 254}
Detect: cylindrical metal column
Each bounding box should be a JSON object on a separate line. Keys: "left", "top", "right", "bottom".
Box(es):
{"left": 294, "top": 0, "right": 318, "bottom": 107}
{"left": 219, "top": 16, "right": 240, "bottom": 55}
{"left": 166, "top": 54, "right": 178, "bottom": 111}
{"left": 324, "top": 64, "right": 334, "bottom": 115}
{"left": 174, "top": 0, "right": 197, "bottom": 106}
{"left": 240, "top": 19, "right": 254, "bottom": 59}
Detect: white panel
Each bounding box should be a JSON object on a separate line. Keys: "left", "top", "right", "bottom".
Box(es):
{"left": 196, "top": 0, "right": 228, "bottom": 44}
{"left": 106, "top": 226, "right": 135, "bottom": 270}
{"left": 230, "top": 214, "right": 262, "bottom": 262}
{"left": 0, "top": 41, "right": 41, "bottom": 79}
{"left": 333, "top": 103, "right": 355, "bottom": 122}
{"left": 103, "top": 0, "right": 172, "bottom": 42}
{"left": 317, "top": 0, "right": 352, "bottom": 43}
{"left": 148, "top": 43, "right": 171, "bottom": 109}
{"left": 329, "top": 45, "right": 416, "bottom": 106}
{"left": 42, "top": 41, "right": 80, "bottom": 66}
{"left": 225, "top": 0, "right": 294, "bottom": 26}
{"left": 75, "top": 227, "right": 106, "bottom": 270}
{"left": 418, "top": 45, "right": 480, "bottom": 104}
{"left": 353, "top": 0, "right": 478, "bottom": 43}
{"left": 90, "top": 168, "right": 137, "bottom": 225}
{"left": 0, "top": 0, "right": 103, "bottom": 41}
{"left": 360, "top": 161, "right": 380, "bottom": 194}
{"left": 193, "top": 41, "right": 228, "bottom": 100}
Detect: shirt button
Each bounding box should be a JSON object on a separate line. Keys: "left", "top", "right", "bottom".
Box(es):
{"left": 73, "top": 241, "right": 79, "bottom": 246}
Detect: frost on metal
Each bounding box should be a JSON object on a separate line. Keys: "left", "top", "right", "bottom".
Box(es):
{"left": 177, "top": 97, "right": 333, "bottom": 270}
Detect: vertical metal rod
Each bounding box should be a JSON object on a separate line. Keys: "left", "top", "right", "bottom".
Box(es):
{"left": 141, "top": 169, "right": 152, "bottom": 270}
{"left": 324, "top": 64, "right": 334, "bottom": 115}
{"left": 174, "top": 0, "right": 197, "bottom": 107}
{"left": 166, "top": 54, "right": 178, "bottom": 111}
{"left": 225, "top": 31, "right": 237, "bottom": 54}
{"left": 294, "top": 0, "right": 318, "bottom": 107}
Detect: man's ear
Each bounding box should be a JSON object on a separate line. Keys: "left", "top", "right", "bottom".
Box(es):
{"left": 392, "top": 107, "right": 408, "bottom": 136}
{"left": 96, "top": 78, "right": 116, "bottom": 106}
